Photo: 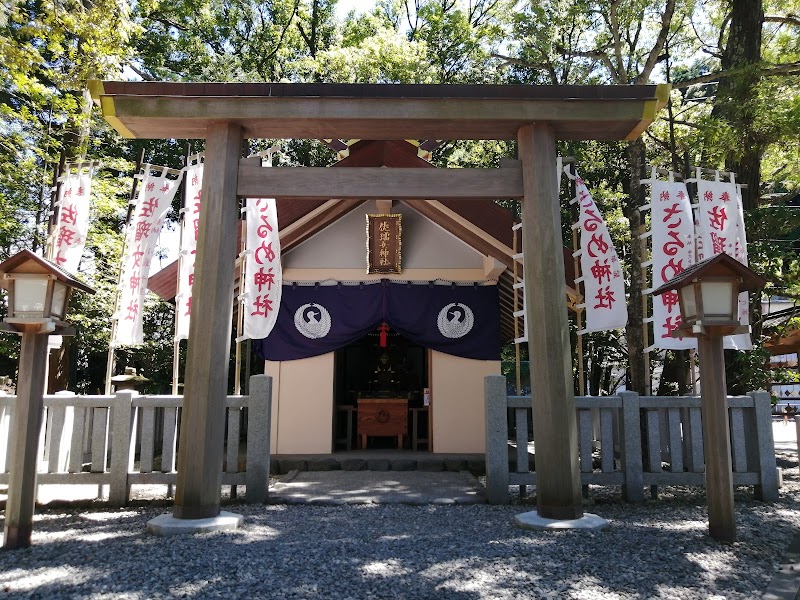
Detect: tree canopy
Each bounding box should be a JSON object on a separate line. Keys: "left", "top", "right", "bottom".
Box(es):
{"left": 0, "top": 0, "right": 798, "bottom": 394}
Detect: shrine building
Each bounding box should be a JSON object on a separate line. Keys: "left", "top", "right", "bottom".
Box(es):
{"left": 149, "top": 139, "right": 580, "bottom": 456}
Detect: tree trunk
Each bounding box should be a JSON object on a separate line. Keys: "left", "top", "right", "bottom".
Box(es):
{"left": 625, "top": 138, "right": 648, "bottom": 394}
{"left": 657, "top": 350, "right": 690, "bottom": 396}
{"left": 47, "top": 89, "right": 93, "bottom": 394}
{"left": 714, "top": 0, "right": 764, "bottom": 210}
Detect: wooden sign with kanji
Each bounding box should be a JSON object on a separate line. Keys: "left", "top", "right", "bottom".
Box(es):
{"left": 366, "top": 214, "right": 402, "bottom": 274}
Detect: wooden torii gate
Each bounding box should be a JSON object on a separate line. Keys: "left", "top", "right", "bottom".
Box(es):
{"left": 90, "top": 81, "right": 668, "bottom": 522}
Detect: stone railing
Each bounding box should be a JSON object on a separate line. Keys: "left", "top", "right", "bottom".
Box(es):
{"left": 484, "top": 376, "right": 780, "bottom": 505}
{"left": 0, "top": 375, "right": 271, "bottom": 506}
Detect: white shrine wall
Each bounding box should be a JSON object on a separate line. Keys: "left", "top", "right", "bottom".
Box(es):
{"left": 267, "top": 352, "right": 335, "bottom": 455}
{"left": 267, "top": 201, "right": 503, "bottom": 455}
{"left": 283, "top": 201, "right": 484, "bottom": 272}
{"left": 429, "top": 351, "right": 500, "bottom": 453}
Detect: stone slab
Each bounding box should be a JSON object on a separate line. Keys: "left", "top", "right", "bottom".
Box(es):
{"left": 340, "top": 459, "right": 367, "bottom": 471}
{"left": 146, "top": 511, "right": 244, "bottom": 536}
{"left": 514, "top": 510, "right": 610, "bottom": 531}
{"left": 278, "top": 459, "right": 307, "bottom": 473}
{"left": 417, "top": 460, "right": 445, "bottom": 472}
{"left": 390, "top": 459, "right": 417, "bottom": 471}
{"left": 268, "top": 470, "right": 487, "bottom": 505}
{"left": 365, "top": 459, "right": 391, "bottom": 471}
{"left": 307, "top": 458, "right": 339, "bottom": 471}
{"left": 762, "top": 534, "right": 800, "bottom": 600}
{"left": 444, "top": 459, "right": 468, "bottom": 472}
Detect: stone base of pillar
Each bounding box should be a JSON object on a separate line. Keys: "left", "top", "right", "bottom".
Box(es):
{"left": 514, "top": 510, "right": 609, "bottom": 531}
{"left": 146, "top": 511, "right": 243, "bottom": 536}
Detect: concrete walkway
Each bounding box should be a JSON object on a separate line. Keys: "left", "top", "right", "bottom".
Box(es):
{"left": 773, "top": 416, "right": 800, "bottom": 455}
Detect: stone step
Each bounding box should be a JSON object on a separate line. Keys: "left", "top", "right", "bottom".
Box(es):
{"left": 271, "top": 453, "right": 486, "bottom": 476}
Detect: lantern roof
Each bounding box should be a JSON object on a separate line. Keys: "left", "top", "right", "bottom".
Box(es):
{"left": 653, "top": 252, "right": 766, "bottom": 296}
{"left": 0, "top": 250, "right": 95, "bottom": 295}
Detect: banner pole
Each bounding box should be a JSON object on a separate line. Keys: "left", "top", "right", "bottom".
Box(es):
{"left": 105, "top": 149, "right": 145, "bottom": 394}
{"left": 512, "top": 224, "right": 522, "bottom": 396}
{"left": 639, "top": 149, "right": 652, "bottom": 396}
{"left": 45, "top": 151, "right": 66, "bottom": 261}
{"left": 684, "top": 158, "right": 700, "bottom": 396}
{"left": 567, "top": 161, "right": 585, "bottom": 396}
{"left": 234, "top": 201, "right": 246, "bottom": 396}
{"left": 171, "top": 144, "right": 192, "bottom": 396}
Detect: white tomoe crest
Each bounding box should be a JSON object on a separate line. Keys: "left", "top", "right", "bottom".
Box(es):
{"left": 294, "top": 304, "right": 331, "bottom": 339}
{"left": 437, "top": 303, "right": 475, "bottom": 339}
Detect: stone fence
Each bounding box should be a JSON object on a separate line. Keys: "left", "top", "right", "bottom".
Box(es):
{"left": 484, "top": 376, "right": 780, "bottom": 505}
{"left": 0, "top": 375, "right": 271, "bottom": 506}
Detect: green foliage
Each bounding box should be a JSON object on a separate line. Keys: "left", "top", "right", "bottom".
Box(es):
{"left": 408, "top": 0, "right": 507, "bottom": 83}
{"left": 0, "top": 0, "right": 798, "bottom": 397}
{"left": 725, "top": 343, "right": 773, "bottom": 396}
{"left": 746, "top": 206, "right": 800, "bottom": 300}
{"left": 296, "top": 23, "right": 433, "bottom": 83}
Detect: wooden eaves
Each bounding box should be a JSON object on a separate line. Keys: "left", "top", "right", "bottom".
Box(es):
{"left": 89, "top": 81, "right": 669, "bottom": 142}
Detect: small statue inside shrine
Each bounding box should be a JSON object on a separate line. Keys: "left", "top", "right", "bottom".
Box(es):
{"left": 371, "top": 352, "right": 397, "bottom": 393}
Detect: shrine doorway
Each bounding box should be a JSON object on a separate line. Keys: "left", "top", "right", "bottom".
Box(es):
{"left": 333, "top": 327, "right": 430, "bottom": 451}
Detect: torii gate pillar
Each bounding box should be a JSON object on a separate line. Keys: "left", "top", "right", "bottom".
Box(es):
{"left": 173, "top": 122, "right": 243, "bottom": 519}
{"left": 518, "top": 124, "right": 583, "bottom": 519}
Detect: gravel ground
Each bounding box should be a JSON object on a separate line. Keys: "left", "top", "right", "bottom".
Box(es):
{"left": 1, "top": 454, "right": 798, "bottom": 600}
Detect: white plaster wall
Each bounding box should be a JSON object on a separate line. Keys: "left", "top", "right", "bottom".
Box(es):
{"left": 284, "top": 202, "right": 483, "bottom": 270}
{"left": 270, "top": 203, "right": 502, "bottom": 455}
{"left": 430, "top": 351, "right": 501, "bottom": 453}
{"left": 266, "top": 353, "right": 334, "bottom": 455}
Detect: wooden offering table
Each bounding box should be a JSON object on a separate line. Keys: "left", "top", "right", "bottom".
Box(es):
{"left": 357, "top": 398, "right": 408, "bottom": 449}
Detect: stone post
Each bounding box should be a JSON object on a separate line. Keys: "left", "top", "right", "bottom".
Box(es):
{"left": 108, "top": 390, "right": 136, "bottom": 506}
{"left": 246, "top": 375, "right": 272, "bottom": 503}
{"left": 749, "top": 390, "right": 779, "bottom": 502}
{"left": 485, "top": 375, "right": 509, "bottom": 504}
{"left": 619, "top": 391, "right": 644, "bottom": 502}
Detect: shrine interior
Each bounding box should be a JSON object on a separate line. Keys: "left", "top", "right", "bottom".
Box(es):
{"left": 333, "top": 328, "right": 429, "bottom": 450}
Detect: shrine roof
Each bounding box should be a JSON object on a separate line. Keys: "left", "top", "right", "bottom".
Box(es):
{"left": 145, "top": 139, "right": 580, "bottom": 341}
{"left": 89, "top": 81, "right": 669, "bottom": 142}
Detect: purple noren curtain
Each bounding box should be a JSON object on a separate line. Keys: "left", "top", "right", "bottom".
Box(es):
{"left": 253, "top": 281, "right": 500, "bottom": 361}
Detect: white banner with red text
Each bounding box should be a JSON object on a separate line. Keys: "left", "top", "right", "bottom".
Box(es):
{"left": 113, "top": 167, "right": 179, "bottom": 346}
{"left": 570, "top": 171, "right": 627, "bottom": 333}
{"left": 175, "top": 159, "right": 204, "bottom": 340}
{"left": 648, "top": 179, "right": 696, "bottom": 350}
{"left": 52, "top": 167, "right": 93, "bottom": 274}
{"left": 242, "top": 197, "right": 282, "bottom": 339}
{"left": 694, "top": 175, "right": 751, "bottom": 350}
